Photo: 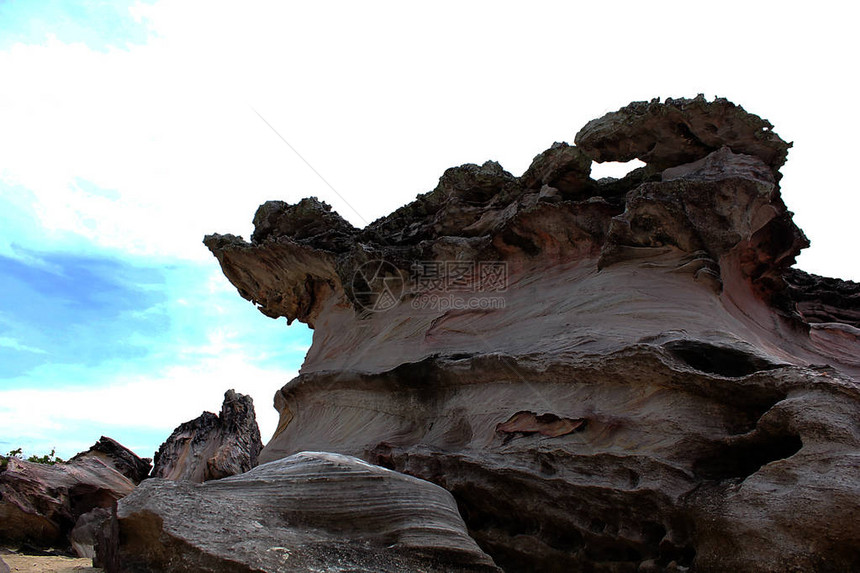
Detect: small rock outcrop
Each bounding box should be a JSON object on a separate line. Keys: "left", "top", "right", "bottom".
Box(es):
{"left": 574, "top": 95, "right": 791, "bottom": 175}
{"left": 98, "top": 452, "right": 499, "bottom": 573}
{"left": 204, "top": 96, "right": 860, "bottom": 572}
{"left": 69, "top": 436, "right": 151, "bottom": 485}
{"left": 0, "top": 443, "right": 137, "bottom": 549}
{"left": 151, "top": 389, "right": 262, "bottom": 482}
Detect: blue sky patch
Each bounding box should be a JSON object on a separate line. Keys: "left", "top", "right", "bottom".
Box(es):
{"left": 0, "top": 181, "right": 312, "bottom": 459}
{"left": 0, "top": 0, "right": 155, "bottom": 52}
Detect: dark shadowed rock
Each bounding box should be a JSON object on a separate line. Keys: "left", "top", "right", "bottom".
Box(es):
{"left": 98, "top": 452, "right": 499, "bottom": 573}
{"left": 205, "top": 96, "right": 860, "bottom": 572}
{"left": 782, "top": 267, "right": 860, "bottom": 327}
{"left": 251, "top": 197, "right": 358, "bottom": 251}
{"left": 69, "top": 507, "right": 111, "bottom": 559}
{"left": 151, "top": 389, "right": 262, "bottom": 482}
{"left": 69, "top": 437, "right": 151, "bottom": 485}
{"left": 520, "top": 141, "right": 592, "bottom": 197}
{"left": 0, "top": 456, "right": 133, "bottom": 549}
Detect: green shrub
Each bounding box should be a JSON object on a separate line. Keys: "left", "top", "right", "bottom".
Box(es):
{"left": 2, "top": 447, "right": 64, "bottom": 466}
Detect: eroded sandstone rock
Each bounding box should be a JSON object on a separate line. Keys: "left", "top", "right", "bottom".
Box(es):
{"left": 205, "top": 96, "right": 860, "bottom": 572}
{"left": 0, "top": 454, "right": 134, "bottom": 549}
{"left": 151, "top": 389, "right": 262, "bottom": 482}
{"left": 98, "top": 452, "right": 499, "bottom": 573}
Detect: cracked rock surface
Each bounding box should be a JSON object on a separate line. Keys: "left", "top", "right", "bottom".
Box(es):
{"left": 199, "top": 96, "right": 860, "bottom": 572}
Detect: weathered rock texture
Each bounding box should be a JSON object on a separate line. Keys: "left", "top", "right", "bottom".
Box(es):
{"left": 205, "top": 96, "right": 860, "bottom": 572}
{"left": 99, "top": 451, "right": 499, "bottom": 572}
{"left": 0, "top": 445, "right": 136, "bottom": 549}
{"left": 69, "top": 437, "right": 151, "bottom": 485}
{"left": 151, "top": 389, "right": 262, "bottom": 482}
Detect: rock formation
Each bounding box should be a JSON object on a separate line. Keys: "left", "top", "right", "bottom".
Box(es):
{"left": 98, "top": 451, "right": 499, "bottom": 572}
{"left": 200, "top": 95, "right": 860, "bottom": 572}
{"left": 151, "top": 389, "right": 262, "bottom": 482}
{"left": 69, "top": 437, "right": 152, "bottom": 485}
{"left": 0, "top": 441, "right": 138, "bottom": 549}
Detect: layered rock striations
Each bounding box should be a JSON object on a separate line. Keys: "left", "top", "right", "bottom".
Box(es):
{"left": 151, "top": 389, "right": 262, "bottom": 482}
{"left": 205, "top": 96, "right": 860, "bottom": 572}
{"left": 97, "top": 451, "right": 499, "bottom": 572}
{"left": 0, "top": 439, "right": 141, "bottom": 549}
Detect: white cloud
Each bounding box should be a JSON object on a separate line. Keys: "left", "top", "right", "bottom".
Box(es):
{"left": 0, "top": 1, "right": 857, "bottom": 277}
{"left": 0, "top": 350, "right": 298, "bottom": 456}
{"left": 0, "top": 336, "right": 48, "bottom": 354}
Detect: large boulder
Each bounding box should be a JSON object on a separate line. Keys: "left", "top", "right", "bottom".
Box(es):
{"left": 97, "top": 451, "right": 499, "bottom": 572}
{"left": 0, "top": 453, "right": 134, "bottom": 549}
{"left": 151, "top": 389, "right": 262, "bottom": 482}
{"left": 205, "top": 96, "right": 860, "bottom": 572}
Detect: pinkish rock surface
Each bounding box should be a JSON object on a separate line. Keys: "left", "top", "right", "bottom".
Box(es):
{"left": 201, "top": 96, "right": 860, "bottom": 572}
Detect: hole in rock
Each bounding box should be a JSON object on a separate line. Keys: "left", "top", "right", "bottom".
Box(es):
{"left": 544, "top": 527, "right": 585, "bottom": 552}
{"left": 448, "top": 352, "right": 474, "bottom": 361}
{"left": 496, "top": 411, "right": 586, "bottom": 439}
{"left": 499, "top": 228, "right": 540, "bottom": 256}
{"left": 672, "top": 122, "right": 699, "bottom": 143}
{"left": 693, "top": 432, "right": 803, "bottom": 480}
{"left": 585, "top": 539, "right": 643, "bottom": 563}
{"left": 658, "top": 541, "right": 696, "bottom": 568}
{"left": 590, "top": 159, "right": 646, "bottom": 181}
{"left": 664, "top": 340, "right": 779, "bottom": 378}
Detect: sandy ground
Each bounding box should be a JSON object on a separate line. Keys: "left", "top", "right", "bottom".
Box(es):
{"left": 0, "top": 554, "right": 101, "bottom": 573}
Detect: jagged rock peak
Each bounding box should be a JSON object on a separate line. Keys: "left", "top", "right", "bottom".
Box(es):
{"left": 151, "top": 389, "right": 262, "bottom": 482}
{"left": 69, "top": 436, "right": 152, "bottom": 485}
{"left": 251, "top": 196, "right": 357, "bottom": 251}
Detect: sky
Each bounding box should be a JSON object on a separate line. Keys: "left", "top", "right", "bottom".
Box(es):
{"left": 1, "top": 1, "right": 858, "bottom": 459}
